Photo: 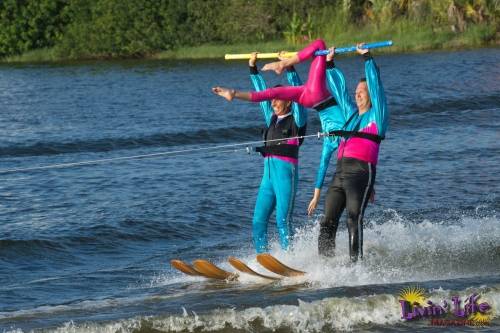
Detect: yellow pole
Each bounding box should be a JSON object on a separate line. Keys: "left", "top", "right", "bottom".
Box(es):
{"left": 224, "top": 52, "right": 297, "bottom": 60}
{"left": 225, "top": 41, "right": 394, "bottom": 60}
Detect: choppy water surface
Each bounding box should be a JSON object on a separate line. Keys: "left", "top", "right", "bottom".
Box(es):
{"left": 0, "top": 48, "right": 499, "bottom": 332}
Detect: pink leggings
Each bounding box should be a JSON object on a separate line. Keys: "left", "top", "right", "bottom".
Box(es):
{"left": 250, "top": 39, "right": 330, "bottom": 108}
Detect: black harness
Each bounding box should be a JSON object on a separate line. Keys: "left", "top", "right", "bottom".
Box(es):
{"left": 325, "top": 109, "right": 384, "bottom": 144}
{"left": 314, "top": 97, "right": 338, "bottom": 111}
{"left": 327, "top": 130, "right": 384, "bottom": 143}
{"left": 255, "top": 114, "right": 306, "bottom": 159}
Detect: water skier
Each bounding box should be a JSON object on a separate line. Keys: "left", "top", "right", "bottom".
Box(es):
{"left": 245, "top": 52, "right": 307, "bottom": 253}
{"left": 313, "top": 44, "right": 388, "bottom": 261}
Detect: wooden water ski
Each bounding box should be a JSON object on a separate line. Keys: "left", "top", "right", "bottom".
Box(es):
{"left": 228, "top": 257, "right": 281, "bottom": 281}
{"left": 171, "top": 259, "right": 203, "bottom": 276}
{"left": 172, "top": 255, "right": 304, "bottom": 280}
{"left": 192, "top": 259, "right": 238, "bottom": 281}
{"left": 256, "top": 253, "right": 306, "bottom": 277}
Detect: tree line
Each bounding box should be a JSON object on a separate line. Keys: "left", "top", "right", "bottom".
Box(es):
{"left": 0, "top": 0, "right": 498, "bottom": 59}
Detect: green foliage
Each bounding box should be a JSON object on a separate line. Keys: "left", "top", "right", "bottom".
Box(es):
{"left": 0, "top": 0, "right": 498, "bottom": 61}
{"left": 283, "top": 13, "right": 316, "bottom": 45}
{"left": 56, "top": 0, "right": 180, "bottom": 58}
{"left": 0, "top": 0, "right": 67, "bottom": 57}
{"left": 284, "top": 12, "right": 303, "bottom": 45}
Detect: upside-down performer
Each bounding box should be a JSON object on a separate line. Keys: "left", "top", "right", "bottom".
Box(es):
{"left": 212, "top": 39, "right": 330, "bottom": 108}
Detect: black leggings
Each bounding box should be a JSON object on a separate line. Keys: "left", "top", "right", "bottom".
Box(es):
{"left": 319, "top": 158, "right": 376, "bottom": 261}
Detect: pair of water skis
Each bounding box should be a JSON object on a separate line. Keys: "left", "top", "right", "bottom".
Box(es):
{"left": 171, "top": 253, "right": 305, "bottom": 281}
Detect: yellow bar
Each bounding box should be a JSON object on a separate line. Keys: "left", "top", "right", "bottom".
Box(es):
{"left": 224, "top": 52, "right": 298, "bottom": 60}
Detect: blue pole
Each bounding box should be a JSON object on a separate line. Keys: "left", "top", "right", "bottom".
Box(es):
{"left": 314, "top": 40, "right": 393, "bottom": 56}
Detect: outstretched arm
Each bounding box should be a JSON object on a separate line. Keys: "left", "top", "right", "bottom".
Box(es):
{"left": 211, "top": 87, "right": 251, "bottom": 101}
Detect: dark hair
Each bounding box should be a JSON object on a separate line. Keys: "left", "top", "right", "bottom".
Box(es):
{"left": 270, "top": 84, "right": 291, "bottom": 111}
{"left": 359, "top": 77, "right": 366, "bottom": 83}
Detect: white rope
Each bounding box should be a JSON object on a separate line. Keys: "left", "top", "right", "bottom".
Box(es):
{"left": 0, "top": 133, "right": 324, "bottom": 174}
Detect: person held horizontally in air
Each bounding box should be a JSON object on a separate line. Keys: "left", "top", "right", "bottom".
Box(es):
{"left": 313, "top": 44, "right": 388, "bottom": 262}
{"left": 212, "top": 39, "right": 331, "bottom": 108}
{"left": 217, "top": 52, "right": 307, "bottom": 253}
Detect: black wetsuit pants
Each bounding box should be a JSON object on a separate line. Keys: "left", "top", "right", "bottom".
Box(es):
{"left": 318, "top": 157, "right": 376, "bottom": 261}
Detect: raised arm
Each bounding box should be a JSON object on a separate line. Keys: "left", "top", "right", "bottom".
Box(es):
{"left": 325, "top": 48, "right": 356, "bottom": 121}
{"left": 249, "top": 52, "right": 274, "bottom": 126}
{"left": 285, "top": 64, "right": 307, "bottom": 128}
{"left": 363, "top": 50, "right": 389, "bottom": 135}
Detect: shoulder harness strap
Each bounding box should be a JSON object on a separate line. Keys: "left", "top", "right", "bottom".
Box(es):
{"left": 327, "top": 130, "right": 384, "bottom": 143}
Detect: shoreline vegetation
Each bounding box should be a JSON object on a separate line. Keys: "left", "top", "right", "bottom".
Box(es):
{"left": 1, "top": 0, "right": 498, "bottom": 63}
{"left": 3, "top": 36, "right": 499, "bottom": 64}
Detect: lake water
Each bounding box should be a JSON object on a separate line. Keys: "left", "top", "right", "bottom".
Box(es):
{"left": 0, "top": 48, "right": 499, "bottom": 332}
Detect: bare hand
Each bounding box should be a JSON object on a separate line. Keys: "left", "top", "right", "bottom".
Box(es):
{"left": 369, "top": 188, "right": 375, "bottom": 203}
{"left": 356, "top": 43, "right": 369, "bottom": 55}
{"left": 326, "top": 47, "right": 335, "bottom": 62}
{"left": 249, "top": 52, "right": 258, "bottom": 67}
{"left": 277, "top": 51, "right": 289, "bottom": 61}
{"left": 211, "top": 86, "right": 235, "bottom": 101}
{"left": 307, "top": 196, "right": 319, "bottom": 216}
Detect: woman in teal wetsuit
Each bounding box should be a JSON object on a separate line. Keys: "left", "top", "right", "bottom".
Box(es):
{"left": 248, "top": 52, "right": 307, "bottom": 253}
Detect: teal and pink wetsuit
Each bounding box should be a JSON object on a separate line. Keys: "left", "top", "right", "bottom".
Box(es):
{"left": 314, "top": 54, "right": 388, "bottom": 189}
{"left": 250, "top": 65, "right": 307, "bottom": 253}
{"left": 330, "top": 53, "right": 388, "bottom": 164}
{"left": 319, "top": 53, "right": 389, "bottom": 261}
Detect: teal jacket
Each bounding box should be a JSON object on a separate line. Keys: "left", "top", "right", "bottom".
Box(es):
{"left": 315, "top": 55, "right": 389, "bottom": 188}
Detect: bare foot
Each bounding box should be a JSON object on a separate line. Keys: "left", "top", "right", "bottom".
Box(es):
{"left": 262, "top": 60, "right": 286, "bottom": 75}
{"left": 212, "top": 87, "right": 235, "bottom": 101}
